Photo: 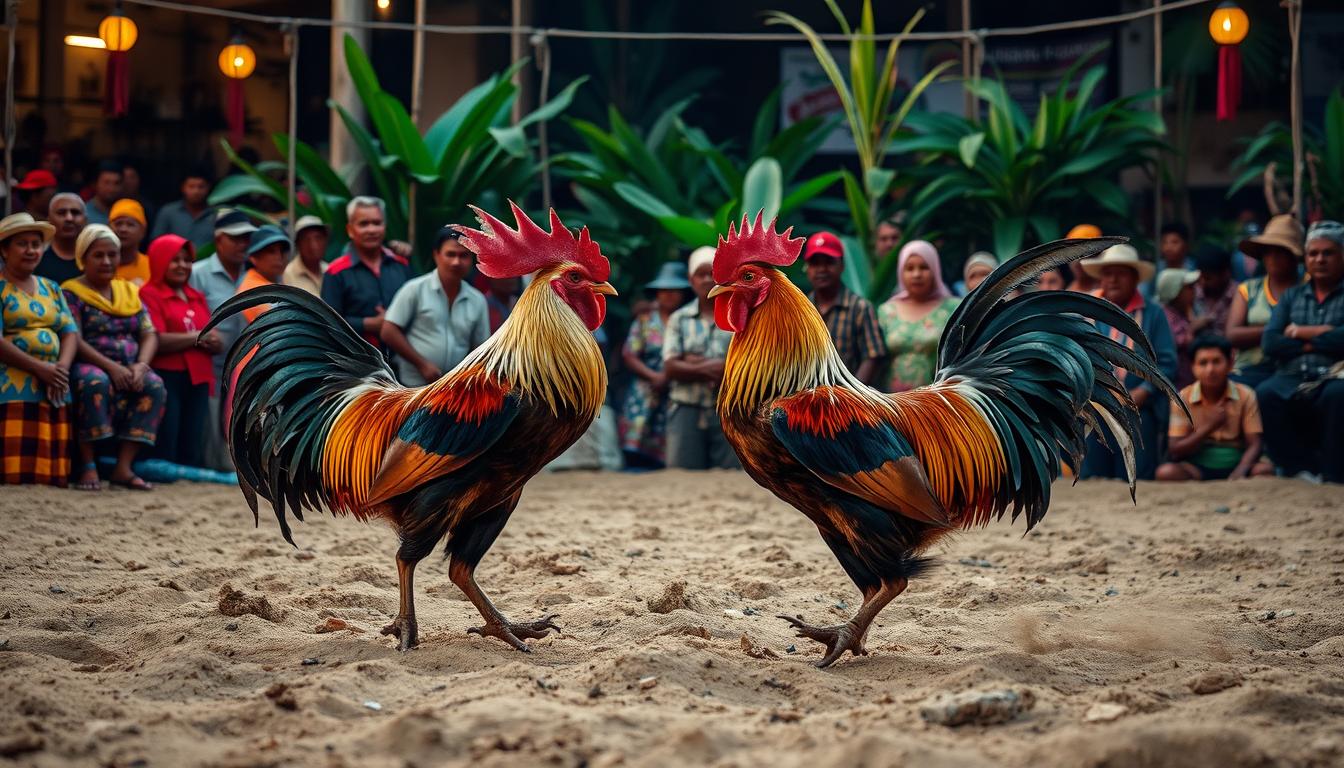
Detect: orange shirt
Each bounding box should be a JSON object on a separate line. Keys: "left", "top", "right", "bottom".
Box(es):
{"left": 235, "top": 268, "right": 274, "bottom": 324}
{"left": 1169, "top": 381, "right": 1262, "bottom": 447}
{"left": 115, "top": 253, "right": 150, "bottom": 286}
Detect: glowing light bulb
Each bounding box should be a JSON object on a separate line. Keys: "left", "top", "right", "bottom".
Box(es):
{"left": 377, "top": 0, "right": 390, "bottom": 9}
{"left": 1223, "top": 18, "right": 1232, "bottom": 31}
{"left": 234, "top": 56, "right": 244, "bottom": 67}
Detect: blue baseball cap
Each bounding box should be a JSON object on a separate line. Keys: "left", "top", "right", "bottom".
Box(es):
{"left": 247, "top": 224, "right": 291, "bottom": 256}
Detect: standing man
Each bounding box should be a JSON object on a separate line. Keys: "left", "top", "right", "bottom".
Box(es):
{"left": 663, "top": 246, "right": 739, "bottom": 470}
{"left": 151, "top": 168, "right": 216, "bottom": 247}
{"left": 236, "top": 225, "right": 291, "bottom": 324}
{"left": 34, "top": 193, "right": 86, "bottom": 284}
{"left": 803, "top": 231, "right": 886, "bottom": 385}
{"left": 380, "top": 226, "right": 490, "bottom": 386}
{"left": 14, "top": 170, "right": 58, "bottom": 221}
{"left": 84, "top": 161, "right": 123, "bottom": 225}
{"left": 109, "top": 199, "right": 150, "bottom": 286}
{"left": 320, "top": 196, "right": 412, "bottom": 348}
{"left": 283, "top": 215, "right": 329, "bottom": 296}
{"left": 875, "top": 215, "right": 904, "bottom": 260}
{"left": 190, "top": 208, "right": 257, "bottom": 472}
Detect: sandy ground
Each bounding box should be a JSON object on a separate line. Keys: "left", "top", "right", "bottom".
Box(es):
{"left": 2, "top": 472, "right": 1344, "bottom": 767}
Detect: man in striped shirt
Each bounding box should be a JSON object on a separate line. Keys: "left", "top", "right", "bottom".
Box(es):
{"left": 803, "top": 232, "right": 886, "bottom": 386}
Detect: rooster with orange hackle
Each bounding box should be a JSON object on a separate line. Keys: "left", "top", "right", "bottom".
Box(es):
{"left": 709, "top": 212, "right": 1183, "bottom": 667}
{"left": 202, "top": 202, "right": 615, "bottom": 652}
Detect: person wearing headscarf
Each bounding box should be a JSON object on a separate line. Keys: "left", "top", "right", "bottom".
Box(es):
{"left": 109, "top": 199, "right": 150, "bottom": 286}
{"left": 1256, "top": 220, "right": 1344, "bottom": 484}
{"left": 140, "top": 234, "right": 221, "bottom": 468}
{"left": 876, "top": 240, "right": 960, "bottom": 392}
{"left": 0, "top": 213, "right": 79, "bottom": 486}
{"left": 62, "top": 224, "right": 165, "bottom": 491}
{"left": 662, "top": 246, "right": 739, "bottom": 469}
{"left": 1065, "top": 224, "right": 1103, "bottom": 293}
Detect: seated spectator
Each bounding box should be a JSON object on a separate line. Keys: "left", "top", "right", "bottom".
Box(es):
{"left": 381, "top": 226, "right": 489, "bottom": 386}
{"left": 321, "top": 196, "right": 411, "bottom": 348}
{"left": 1159, "top": 221, "right": 1193, "bottom": 272}
{"left": 283, "top": 215, "right": 329, "bottom": 296}
{"left": 958, "top": 251, "right": 998, "bottom": 296}
{"left": 0, "top": 213, "right": 78, "bottom": 486}
{"left": 1065, "top": 224, "right": 1103, "bottom": 293}
{"left": 877, "top": 241, "right": 960, "bottom": 392}
{"left": 1194, "top": 245, "right": 1237, "bottom": 336}
{"left": 1156, "top": 268, "right": 1201, "bottom": 388}
{"left": 236, "top": 225, "right": 291, "bottom": 324}
{"left": 1035, "top": 265, "right": 1071, "bottom": 291}
{"left": 109, "top": 199, "right": 150, "bottom": 286}
{"left": 35, "top": 193, "right": 86, "bottom": 284}
{"left": 803, "top": 232, "right": 886, "bottom": 385}
{"left": 1157, "top": 336, "right": 1273, "bottom": 481}
{"left": 1227, "top": 214, "right": 1304, "bottom": 387}
{"left": 62, "top": 225, "right": 165, "bottom": 491}
{"left": 663, "top": 247, "right": 739, "bottom": 469}
{"left": 140, "top": 235, "right": 221, "bottom": 469}
{"left": 1078, "top": 244, "right": 1177, "bottom": 481}
{"left": 14, "top": 170, "right": 58, "bottom": 222}
{"left": 151, "top": 168, "right": 216, "bottom": 247}
{"left": 1256, "top": 220, "right": 1344, "bottom": 484}
{"left": 619, "top": 261, "right": 690, "bottom": 468}
{"left": 84, "top": 161, "right": 123, "bottom": 226}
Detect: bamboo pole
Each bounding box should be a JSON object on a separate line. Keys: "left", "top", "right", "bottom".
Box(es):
{"left": 1153, "top": 0, "right": 1163, "bottom": 236}
{"left": 4, "top": 0, "right": 17, "bottom": 215}
{"left": 961, "top": 0, "right": 973, "bottom": 118}
{"left": 286, "top": 25, "right": 299, "bottom": 232}
{"left": 1287, "top": 0, "right": 1303, "bottom": 220}
{"left": 411, "top": 0, "right": 425, "bottom": 126}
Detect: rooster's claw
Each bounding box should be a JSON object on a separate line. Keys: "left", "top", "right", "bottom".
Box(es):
{"left": 778, "top": 614, "right": 867, "bottom": 668}
{"left": 381, "top": 615, "right": 419, "bottom": 652}
{"left": 468, "top": 614, "right": 562, "bottom": 652}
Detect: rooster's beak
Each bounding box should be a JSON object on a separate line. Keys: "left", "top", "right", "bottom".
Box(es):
{"left": 592, "top": 281, "right": 618, "bottom": 296}
{"left": 707, "top": 284, "right": 732, "bottom": 299}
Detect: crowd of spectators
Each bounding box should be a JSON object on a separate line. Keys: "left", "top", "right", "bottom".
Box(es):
{"left": 2, "top": 160, "right": 1341, "bottom": 487}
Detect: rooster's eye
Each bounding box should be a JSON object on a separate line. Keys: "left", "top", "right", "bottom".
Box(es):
{"left": 567, "top": 270, "right": 583, "bottom": 284}
{"left": 742, "top": 271, "right": 755, "bottom": 282}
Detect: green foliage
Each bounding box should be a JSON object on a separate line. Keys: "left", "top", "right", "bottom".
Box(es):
{"left": 210, "top": 34, "right": 583, "bottom": 272}
{"left": 765, "top": 0, "right": 953, "bottom": 270}
{"left": 891, "top": 62, "right": 1167, "bottom": 296}
{"left": 556, "top": 92, "right": 840, "bottom": 297}
{"left": 1227, "top": 87, "right": 1344, "bottom": 221}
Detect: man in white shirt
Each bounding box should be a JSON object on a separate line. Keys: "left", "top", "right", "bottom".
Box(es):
{"left": 381, "top": 226, "right": 490, "bottom": 386}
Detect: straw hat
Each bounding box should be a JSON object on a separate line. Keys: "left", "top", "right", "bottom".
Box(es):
{"left": 1240, "top": 214, "right": 1303, "bottom": 259}
{"left": 1156, "top": 268, "right": 1200, "bottom": 304}
{"left": 0, "top": 212, "right": 55, "bottom": 245}
{"left": 1080, "top": 243, "right": 1156, "bottom": 282}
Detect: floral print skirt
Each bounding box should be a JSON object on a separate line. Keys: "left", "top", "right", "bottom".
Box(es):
{"left": 71, "top": 363, "right": 166, "bottom": 445}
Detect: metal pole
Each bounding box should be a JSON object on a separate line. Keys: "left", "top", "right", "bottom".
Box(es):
{"left": 287, "top": 25, "right": 299, "bottom": 231}
{"left": 410, "top": 0, "right": 425, "bottom": 126}
{"left": 1153, "top": 0, "right": 1163, "bottom": 236}
{"left": 4, "top": 0, "right": 17, "bottom": 215}
{"left": 1288, "top": 0, "right": 1303, "bottom": 221}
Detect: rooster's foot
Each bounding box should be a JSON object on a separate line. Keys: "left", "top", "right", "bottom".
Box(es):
{"left": 380, "top": 615, "right": 419, "bottom": 651}
{"left": 467, "top": 614, "right": 561, "bottom": 652}
{"left": 779, "top": 614, "right": 867, "bottom": 668}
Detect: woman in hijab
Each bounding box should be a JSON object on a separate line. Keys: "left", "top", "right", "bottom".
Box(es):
{"left": 876, "top": 240, "right": 960, "bottom": 391}
{"left": 140, "top": 234, "right": 222, "bottom": 468}
{"left": 62, "top": 224, "right": 165, "bottom": 490}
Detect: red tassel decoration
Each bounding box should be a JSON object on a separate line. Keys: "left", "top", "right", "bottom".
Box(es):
{"left": 1216, "top": 45, "right": 1242, "bottom": 122}
{"left": 104, "top": 50, "right": 130, "bottom": 117}
{"left": 227, "top": 78, "right": 246, "bottom": 146}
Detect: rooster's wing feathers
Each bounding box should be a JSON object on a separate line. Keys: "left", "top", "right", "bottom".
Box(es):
{"left": 770, "top": 388, "right": 950, "bottom": 526}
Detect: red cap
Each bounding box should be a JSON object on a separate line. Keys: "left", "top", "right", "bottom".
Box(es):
{"left": 14, "top": 170, "right": 57, "bottom": 191}
{"left": 803, "top": 231, "right": 843, "bottom": 260}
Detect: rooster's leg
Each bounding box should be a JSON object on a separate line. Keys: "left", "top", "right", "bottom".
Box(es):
{"left": 779, "top": 578, "right": 908, "bottom": 668}
{"left": 449, "top": 558, "right": 561, "bottom": 653}
{"left": 380, "top": 555, "right": 420, "bottom": 651}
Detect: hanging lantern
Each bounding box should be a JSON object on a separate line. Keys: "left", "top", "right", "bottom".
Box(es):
{"left": 1209, "top": 2, "right": 1250, "bottom": 121}
{"left": 218, "top": 37, "right": 256, "bottom": 146}
{"left": 99, "top": 3, "right": 138, "bottom": 117}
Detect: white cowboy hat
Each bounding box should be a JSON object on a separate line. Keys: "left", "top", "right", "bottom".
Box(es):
{"left": 1080, "top": 243, "right": 1156, "bottom": 282}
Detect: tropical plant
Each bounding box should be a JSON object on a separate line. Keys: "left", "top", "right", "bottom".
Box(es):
{"left": 765, "top": 0, "right": 953, "bottom": 274}
{"left": 891, "top": 62, "right": 1167, "bottom": 291}
{"left": 210, "top": 34, "right": 584, "bottom": 271}
{"left": 556, "top": 90, "right": 841, "bottom": 297}
{"left": 1227, "top": 86, "right": 1344, "bottom": 221}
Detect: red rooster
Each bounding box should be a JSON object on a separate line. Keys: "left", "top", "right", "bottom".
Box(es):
{"left": 202, "top": 203, "right": 615, "bottom": 652}
{"left": 710, "top": 213, "right": 1182, "bottom": 667}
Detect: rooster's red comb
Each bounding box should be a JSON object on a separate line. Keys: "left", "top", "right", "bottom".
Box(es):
{"left": 713, "top": 210, "right": 804, "bottom": 284}
{"left": 456, "top": 201, "right": 609, "bottom": 281}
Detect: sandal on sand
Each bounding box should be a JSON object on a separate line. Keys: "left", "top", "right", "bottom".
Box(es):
{"left": 110, "top": 475, "right": 153, "bottom": 491}
{"left": 73, "top": 463, "right": 102, "bottom": 492}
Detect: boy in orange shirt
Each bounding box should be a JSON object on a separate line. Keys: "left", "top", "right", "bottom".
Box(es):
{"left": 1157, "top": 335, "right": 1274, "bottom": 481}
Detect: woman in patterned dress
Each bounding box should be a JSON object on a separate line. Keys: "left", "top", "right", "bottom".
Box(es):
{"left": 876, "top": 240, "right": 960, "bottom": 392}
{"left": 0, "top": 213, "right": 79, "bottom": 486}
{"left": 619, "top": 262, "right": 691, "bottom": 468}
{"left": 62, "top": 225, "right": 165, "bottom": 491}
